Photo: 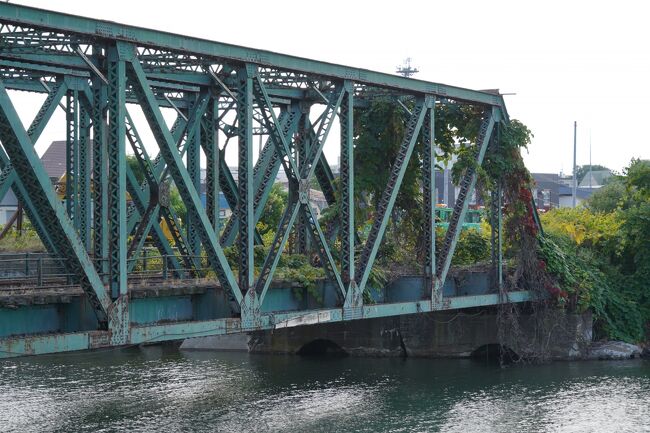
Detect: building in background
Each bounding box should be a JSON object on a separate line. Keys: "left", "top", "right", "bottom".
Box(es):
{"left": 1, "top": 140, "right": 67, "bottom": 225}
{"left": 579, "top": 170, "right": 612, "bottom": 189}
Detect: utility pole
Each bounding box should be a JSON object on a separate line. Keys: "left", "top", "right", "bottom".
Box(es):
{"left": 572, "top": 121, "right": 577, "bottom": 208}
{"left": 589, "top": 129, "right": 593, "bottom": 188}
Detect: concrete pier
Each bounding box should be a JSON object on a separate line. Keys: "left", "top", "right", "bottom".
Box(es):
{"left": 183, "top": 309, "right": 593, "bottom": 361}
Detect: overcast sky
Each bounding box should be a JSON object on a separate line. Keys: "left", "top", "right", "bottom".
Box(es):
{"left": 8, "top": 0, "right": 650, "bottom": 174}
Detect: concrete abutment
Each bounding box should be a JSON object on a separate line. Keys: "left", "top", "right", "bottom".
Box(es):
{"left": 183, "top": 309, "right": 593, "bottom": 361}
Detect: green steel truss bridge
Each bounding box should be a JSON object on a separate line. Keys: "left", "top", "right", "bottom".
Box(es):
{"left": 0, "top": 4, "right": 532, "bottom": 358}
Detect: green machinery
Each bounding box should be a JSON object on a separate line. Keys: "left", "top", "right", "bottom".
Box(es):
{"left": 0, "top": 3, "right": 527, "bottom": 358}
{"left": 436, "top": 208, "right": 484, "bottom": 231}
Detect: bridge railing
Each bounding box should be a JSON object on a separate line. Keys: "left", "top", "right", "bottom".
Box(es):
{"left": 0, "top": 250, "right": 216, "bottom": 289}
{"left": 126, "top": 251, "right": 213, "bottom": 283}
{"left": 0, "top": 253, "right": 74, "bottom": 287}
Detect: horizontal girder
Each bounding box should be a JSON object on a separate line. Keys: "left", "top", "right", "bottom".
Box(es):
{"left": 0, "top": 2, "right": 508, "bottom": 115}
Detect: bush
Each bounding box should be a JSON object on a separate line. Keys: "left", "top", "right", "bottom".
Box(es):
{"left": 541, "top": 207, "right": 622, "bottom": 253}
{"left": 450, "top": 227, "right": 490, "bottom": 266}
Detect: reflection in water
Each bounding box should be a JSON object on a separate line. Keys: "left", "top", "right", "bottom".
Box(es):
{"left": 0, "top": 346, "right": 648, "bottom": 432}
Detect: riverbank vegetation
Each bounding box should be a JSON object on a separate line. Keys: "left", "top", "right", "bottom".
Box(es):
{"left": 540, "top": 159, "right": 650, "bottom": 342}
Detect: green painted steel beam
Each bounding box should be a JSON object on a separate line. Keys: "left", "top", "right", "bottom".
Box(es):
{"left": 236, "top": 66, "right": 255, "bottom": 296}
{"left": 340, "top": 83, "right": 358, "bottom": 311}
{"left": 0, "top": 58, "right": 90, "bottom": 78}
{"left": 90, "top": 69, "right": 109, "bottom": 281}
{"left": 78, "top": 101, "right": 91, "bottom": 249}
{"left": 0, "top": 3, "right": 507, "bottom": 109}
{"left": 106, "top": 46, "right": 128, "bottom": 300}
{"left": 422, "top": 101, "right": 437, "bottom": 302}
{"left": 186, "top": 92, "right": 204, "bottom": 257}
{"left": 204, "top": 99, "right": 219, "bottom": 230}
{"left": 0, "top": 52, "right": 88, "bottom": 69}
{"left": 0, "top": 331, "right": 108, "bottom": 359}
{"left": 256, "top": 199, "right": 301, "bottom": 305}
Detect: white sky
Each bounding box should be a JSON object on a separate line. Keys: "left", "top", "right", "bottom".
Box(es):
{"left": 7, "top": 0, "right": 650, "bottom": 174}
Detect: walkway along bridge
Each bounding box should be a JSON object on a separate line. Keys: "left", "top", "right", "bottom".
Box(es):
{"left": 0, "top": 4, "right": 535, "bottom": 358}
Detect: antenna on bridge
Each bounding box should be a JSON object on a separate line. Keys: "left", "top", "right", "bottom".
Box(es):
{"left": 396, "top": 58, "right": 419, "bottom": 78}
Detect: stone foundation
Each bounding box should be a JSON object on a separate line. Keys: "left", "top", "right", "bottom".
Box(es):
{"left": 242, "top": 309, "right": 592, "bottom": 360}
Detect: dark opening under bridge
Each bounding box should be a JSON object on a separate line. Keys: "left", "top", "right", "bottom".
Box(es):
{"left": 0, "top": 4, "right": 535, "bottom": 359}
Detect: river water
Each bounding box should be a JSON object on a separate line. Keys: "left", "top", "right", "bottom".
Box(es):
{"left": 1, "top": 346, "right": 649, "bottom": 433}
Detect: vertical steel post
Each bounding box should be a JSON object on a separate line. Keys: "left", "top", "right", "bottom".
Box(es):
{"left": 490, "top": 125, "right": 504, "bottom": 293}
{"left": 92, "top": 47, "right": 109, "bottom": 282}
{"left": 37, "top": 257, "right": 43, "bottom": 286}
{"left": 236, "top": 66, "right": 255, "bottom": 296}
{"left": 340, "top": 82, "right": 355, "bottom": 288}
{"left": 106, "top": 44, "right": 129, "bottom": 345}
{"left": 107, "top": 46, "right": 127, "bottom": 299}
{"left": 205, "top": 98, "right": 219, "bottom": 232}
{"left": 65, "top": 90, "right": 79, "bottom": 228}
{"left": 422, "top": 100, "right": 436, "bottom": 302}
{"left": 186, "top": 93, "right": 202, "bottom": 256}
{"left": 295, "top": 109, "right": 310, "bottom": 254}
{"left": 340, "top": 81, "right": 363, "bottom": 315}
{"left": 572, "top": 120, "right": 577, "bottom": 208}
{"left": 78, "top": 104, "right": 91, "bottom": 249}
{"left": 497, "top": 182, "right": 503, "bottom": 291}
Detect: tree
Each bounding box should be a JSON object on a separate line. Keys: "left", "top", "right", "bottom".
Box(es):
{"left": 258, "top": 183, "right": 288, "bottom": 235}
{"left": 587, "top": 178, "right": 627, "bottom": 213}
{"left": 575, "top": 164, "right": 611, "bottom": 184}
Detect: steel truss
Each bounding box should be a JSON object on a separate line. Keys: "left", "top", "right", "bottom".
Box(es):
{"left": 0, "top": 3, "right": 526, "bottom": 358}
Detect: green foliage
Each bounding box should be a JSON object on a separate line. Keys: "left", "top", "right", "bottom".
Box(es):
{"left": 447, "top": 228, "right": 490, "bottom": 266}
{"left": 168, "top": 184, "right": 186, "bottom": 223}
{"left": 0, "top": 223, "right": 45, "bottom": 252}
{"left": 625, "top": 158, "right": 650, "bottom": 200}
{"left": 540, "top": 159, "right": 650, "bottom": 342}
{"left": 587, "top": 178, "right": 627, "bottom": 213}
{"left": 537, "top": 233, "right": 645, "bottom": 342}
{"left": 258, "top": 183, "right": 287, "bottom": 236}
{"left": 541, "top": 207, "right": 622, "bottom": 253}
{"left": 276, "top": 253, "right": 325, "bottom": 303}
{"left": 354, "top": 99, "right": 409, "bottom": 208}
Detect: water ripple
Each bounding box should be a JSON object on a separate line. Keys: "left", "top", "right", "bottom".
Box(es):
{"left": 0, "top": 350, "right": 648, "bottom": 433}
